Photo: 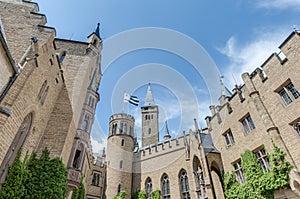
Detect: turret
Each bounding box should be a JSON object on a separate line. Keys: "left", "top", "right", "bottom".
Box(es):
{"left": 141, "top": 83, "right": 159, "bottom": 147}
{"left": 106, "top": 113, "right": 135, "bottom": 199}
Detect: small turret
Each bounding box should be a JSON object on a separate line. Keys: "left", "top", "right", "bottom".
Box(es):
{"left": 164, "top": 121, "right": 171, "bottom": 140}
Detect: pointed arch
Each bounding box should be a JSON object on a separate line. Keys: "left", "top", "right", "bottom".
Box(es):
{"left": 211, "top": 161, "right": 224, "bottom": 199}
{"left": 193, "top": 156, "right": 206, "bottom": 199}
{"left": 179, "top": 169, "right": 190, "bottom": 199}
{"left": 145, "top": 177, "right": 152, "bottom": 199}
{"left": 0, "top": 112, "right": 33, "bottom": 183}
{"left": 161, "top": 173, "right": 170, "bottom": 199}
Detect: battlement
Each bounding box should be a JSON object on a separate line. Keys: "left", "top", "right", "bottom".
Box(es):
{"left": 135, "top": 134, "right": 186, "bottom": 159}
{"left": 110, "top": 113, "right": 135, "bottom": 122}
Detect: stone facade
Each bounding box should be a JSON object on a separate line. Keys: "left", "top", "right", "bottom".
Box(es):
{"left": 0, "top": 1, "right": 105, "bottom": 199}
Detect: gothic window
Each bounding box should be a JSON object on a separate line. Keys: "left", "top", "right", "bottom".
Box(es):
{"left": 179, "top": 169, "right": 190, "bottom": 199}
{"left": 118, "top": 184, "right": 121, "bottom": 194}
{"left": 148, "top": 128, "right": 151, "bottom": 134}
{"left": 161, "top": 174, "right": 170, "bottom": 199}
{"left": 151, "top": 114, "right": 153, "bottom": 119}
{"left": 223, "top": 129, "right": 235, "bottom": 148}
{"left": 40, "top": 86, "right": 49, "bottom": 105}
{"left": 0, "top": 113, "right": 33, "bottom": 183}
{"left": 193, "top": 157, "right": 206, "bottom": 199}
{"left": 121, "top": 139, "right": 125, "bottom": 146}
{"left": 255, "top": 149, "right": 270, "bottom": 173}
{"left": 233, "top": 160, "right": 245, "bottom": 184}
{"left": 112, "top": 123, "right": 117, "bottom": 135}
{"left": 277, "top": 82, "right": 300, "bottom": 105}
{"left": 240, "top": 114, "right": 255, "bottom": 134}
{"left": 145, "top": 177, "right": 152, "bottom": 199}
{"left": 92, "top": 172, "right": 100, "bottom": 186}
{"left": 38, "top": 80, "right": 47, "bottom": 100}
{"left": 119, "top": 160, "right": 123, "bottom": 169}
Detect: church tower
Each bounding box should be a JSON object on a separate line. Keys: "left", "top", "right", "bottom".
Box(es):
{"left": 106, "top": 113, "right": 135, "bottom": 199}
{"left": 141, "top": 83, "right": 159, "bottom": 147}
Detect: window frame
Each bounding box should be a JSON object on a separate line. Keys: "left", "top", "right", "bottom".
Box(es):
{"left": 240, "top": 114, "right": 255, "bottom": 134}
{"left": 254, "top": 148, "right": 270, "bottom": 173}
{"left": 223, "top": 129, "right": 235, "bottom": 148}
{"left": 233, "top": 160, "right": 245, "bottom": 184}
{"left": 276, "top": 80, "right": 300, "bottom": 105}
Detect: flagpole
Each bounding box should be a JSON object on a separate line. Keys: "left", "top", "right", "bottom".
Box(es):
{"left": 122, "top": 91, "right": 125, "bottom": 113}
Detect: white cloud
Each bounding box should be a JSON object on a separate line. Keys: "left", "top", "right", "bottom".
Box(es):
{"left": 257, "top": 0, "right": 300, "bottom": 10}
{"left": 91, "top": 136, "right": 107, "bottom": 154}
{"left": 218, "top": 29, "right": 290, "bottom": 88}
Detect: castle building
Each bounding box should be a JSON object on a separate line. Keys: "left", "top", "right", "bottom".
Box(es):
{"left": 0, "top": 0, "right": 105, "bottom": 198}
{"left": 106, "top": 84, "right": 224, "bottom": 199}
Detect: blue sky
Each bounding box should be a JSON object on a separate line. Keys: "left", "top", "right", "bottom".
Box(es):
{"left": 35, "top": 0, "right": 300, "bottom": 153}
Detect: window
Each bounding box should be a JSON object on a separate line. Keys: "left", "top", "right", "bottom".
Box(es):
{"left": 60, "top": 52, "right": 66, "bottom": 62}
{"left": 233, "top": 161, "right": 245, "bottom": 184}
{"left": 123, "top": 123, "right": 127, "bottom": 134}
{"left": 161, "top": 174, "right": 170, "bottom": 199}
{"left": 293, "top": 122, "right": 300, "bottom": 136}
{"left": 193, "top": 157, "right": 205, "bottom": 199}
{"left": 241, "top": 114, "right": 255, "bottom": 134}
{"left": 92, "top": 172, "right": 100, "bottom": 186}
{"left": 73, "top": 150, "right": 81, "bottom": 169}
{"left": 179, "top": 170, "right": 190, "bottom": 199}
{"left": 278, "top": 82, "right": 300, "bottom": 105}
{"left": 82, "top": 115, "right": 90, "bottom": 131}
{"left": 223, "top": 129, "right": 235, "bottom": 148}
{"left": 112, "top": 123, "right": 117, "bottom": 135}
{"left": 145, "top": 177, "right": 152, "bottom": 199}
{"left": 255, "top": 149, "right": 270, "bottom": 173}
{"left": 118, "top": 184, "right": 121, "bottom": 194}
{"left": 148, "top": 128, "right": 151, "bottom": 134}
{"left": 121, "top": 139, "right": 125, "bottom": 146}
{"left": 151, "top": 114, "right": 153, "bottom": 119}
{"left": 119, "top": 160, "right": 123, "bottom": 169}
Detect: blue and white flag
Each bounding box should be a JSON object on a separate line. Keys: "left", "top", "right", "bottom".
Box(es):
{"left": 124, "top": 93, "right": 139, "bottom": 106}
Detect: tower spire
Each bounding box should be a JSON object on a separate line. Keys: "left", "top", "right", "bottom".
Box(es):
{"left": 164, "top": 120, "right": 171, "bottom": 140}
{"left": 144, "top": 83, "right": 155, "bottom": 106}
{"left": 95, "top": 23, "right": 100, "bottom": 38}
{"left": 220, "top": 75, "right": 232, "bottom": 97}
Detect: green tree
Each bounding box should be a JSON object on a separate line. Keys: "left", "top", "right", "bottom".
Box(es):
{"left": 151, "top": 190, "right": 160, "bottom": 199}
{"left": 25, "top": 149, "right": 68, "bottom": 199}
{"left": 113, "top": 190, "right": 127, "bottom": 199}
{"left": 133, "top": 190, "right": 146, "bottom": 199}
{"left": 0, "top": 150, "right": 29, "bottom": 199}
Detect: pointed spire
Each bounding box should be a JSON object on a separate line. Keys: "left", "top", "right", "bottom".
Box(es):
{"left": 220, "top": 75, "right": 232, "bottom": 97}
{"left": 95, "top": 23, "right": 100, "bottom": 38}
{"left": 144, "top": 83, "right": 155, "bottom": 106}
{"left": 194, "top": 118, "right": 202, "bottom": 144}
{"left": 164, "top": 120, "right": 171, "bottom": 140}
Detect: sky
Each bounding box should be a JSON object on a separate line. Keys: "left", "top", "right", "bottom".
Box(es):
{"left": 35, "top": 0, "right": 300, "bottom": 154}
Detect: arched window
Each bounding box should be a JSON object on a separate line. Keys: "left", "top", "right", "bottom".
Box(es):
{"left": 40, "top": 86, "right": 49, "bottom": 105}
{"left": 193, "top": 156, "right": 205, "bottom": 199}
{"left": 145, "top": 115, "right": 148, "bottom": 120}
{"left": 118, "top": 184, "right": 121, "bottom": 194}
{"left": 0, "top": 113, "right": 33, "bottom": 183}
{"left": 112, "top": 123, "right": 117, "bottom": 135}
{"left": 121, "top": 139, "right": 125, "bottom": 146}
{"left": 145, "top": 177, "right": 152, "bottom": 199}
{"left": 179, "top": 169, "right": 190, "bottom": 199}
{"left": 120, "top": 123, "right": 123, "bottom": 134}
{"left": 82, "top": 120, "right": 88, "bottom": 131}
{"left": 119, "top": 160, "right": 123, "bottom": 169}
{"left": 148, "top": 128, "right": 151, "bottom": 134}
{"left": 38, "top": 80, "right": 47, "bottom": 100}
{"left": 161, "top": 174, "right": 170, "bottom": 199}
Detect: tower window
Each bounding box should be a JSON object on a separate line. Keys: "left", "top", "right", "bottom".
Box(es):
{"left": 121, "top": 139, "right": 125, "bottom": 146}
{"left": 151, "top": 114, "right": 153, "bottom": 119}
{"left": 148, "top": 128, "right": 151, "bottom": 134}
{"left": 119, "top": 160, "right": 123, "bottom": 169}
{"left": 112, "top": 123, "right": 117, "bottom": 135}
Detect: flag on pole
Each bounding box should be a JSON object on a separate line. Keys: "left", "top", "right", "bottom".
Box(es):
{"left": 124, "top": 93, "right": 139, "bottom": 106}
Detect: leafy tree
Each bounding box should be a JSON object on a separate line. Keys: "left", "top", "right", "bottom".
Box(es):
{"left": 113, "top": 190, "right": 127, "bottom": 199}
{"left": 151, "top": 190, "right": 160, "bottom": 199}
{"left": 223, "top": 142, "right": 292, "bottom": 199}
{"left": 0, "top": 150, "right": 29, "bottom": 199}
{"left": 133, "top": 190, "right": 146, "bottom": 199}
{"left": 25, "top": 149, "right": 68, "bottom": 199}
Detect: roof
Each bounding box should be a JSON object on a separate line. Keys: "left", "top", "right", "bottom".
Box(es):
{"left": 200, "top": 133, "right": 220, "bottom": 154}
{"left": 143, "top": 83, "right": 155, "bottom": 106}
